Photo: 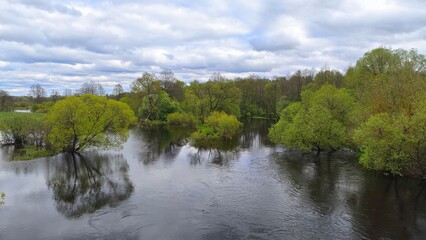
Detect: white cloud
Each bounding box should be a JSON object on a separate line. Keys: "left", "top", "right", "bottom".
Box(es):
{"left": 0, "top": 0, "right": 425, "bottom": 95}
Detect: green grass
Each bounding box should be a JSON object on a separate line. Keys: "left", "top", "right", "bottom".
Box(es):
{"left": 0, "top": 112, "right": 46, "bottom": 120}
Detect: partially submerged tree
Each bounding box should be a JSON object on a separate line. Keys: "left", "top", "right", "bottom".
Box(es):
{"left": 47, "top": 95, "right": 136, "bottom": 153}
{"left": 354, "top": 88, "right": 426, "bottom": 177}
{"left": 269, "top": 84, "right": 355, "bottom": 154}
{"left": 346, "top": 47, "right": 426, "bottom": 177}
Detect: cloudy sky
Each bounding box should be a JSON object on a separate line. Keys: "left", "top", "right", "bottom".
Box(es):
{"left": 0, "top": 0, "right": 425, "bottom": 95}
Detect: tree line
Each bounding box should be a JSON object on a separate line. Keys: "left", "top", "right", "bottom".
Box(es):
{"left": 0, "top": 70, "right": 316, "bottom": 120}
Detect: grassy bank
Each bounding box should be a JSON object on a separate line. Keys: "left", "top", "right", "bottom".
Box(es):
{"left": 0, "top": 112, "right": 50, "bottom": 160}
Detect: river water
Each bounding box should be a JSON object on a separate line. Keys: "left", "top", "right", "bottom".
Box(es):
{"left": 0, "top": 120, "right": 425, "bottom": 239}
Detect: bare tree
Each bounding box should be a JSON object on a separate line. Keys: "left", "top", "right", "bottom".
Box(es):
{"left": 209, "top": 72, "right": 226, "bottom": 82}
{"left": 50, "top": 90, "right": 61, "bottom": 102}
{"left": 112, "top": 84, "right": 124, "bottom": 98}
{"left": 159, "top": 69, "right": 175, "bottom": 82}
{"left": 63, "top": 89, "right": 73, "bottom": 97}
{"left": 159, "top": 69, "right": 184, "bottom": 101}
{"left": 29, "top": 84, "right": 46, "bottom": 104}
{"left": 78, "top": 81, "right": 105, "bottom": 96}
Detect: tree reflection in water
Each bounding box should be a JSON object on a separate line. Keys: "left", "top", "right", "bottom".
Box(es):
{"left": 136, "top": 126, "right": 191, "bottom": 164}
{"left": 273, "top": 151, "right": 426, "bottom": 239}
{"left": 190, "top": 137, "right": 240, "bottom": 166}
{"left": 46, "top": 152, "right": 134, "bottom": 219}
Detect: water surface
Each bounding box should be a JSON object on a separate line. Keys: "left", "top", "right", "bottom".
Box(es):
{"left": 0, "top": 120, "right": 425, "bottom": 239}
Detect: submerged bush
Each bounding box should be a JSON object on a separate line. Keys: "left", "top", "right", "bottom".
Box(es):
{"left": 167, "top": 112, "right": 198, "bottom": 126}
{"left": 191, "top": 111, "right": 242, "bottom": 141}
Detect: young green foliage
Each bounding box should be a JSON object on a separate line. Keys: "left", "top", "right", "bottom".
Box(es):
{"left": 269, "top": 84, "right": 355, "bottom": 152}
{"left": 192, "top": 111, "right": 242, "bottom": 141}
{"left": 47, "top": 95, "right": 136, "bottom": 153}
{"left": 354, "top": 98, "right": 426, "bottom": 177}
{"left": 183, "top": 80, "right": 242, "bottom": 121}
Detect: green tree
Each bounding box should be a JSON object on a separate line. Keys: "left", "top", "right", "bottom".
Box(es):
{"left": 344, "top": 47, "right": 426, "bottom": 177}
{"left": 183, "top": 81, "right": 208, "bottom": 120}
{"left": 131, "top": 72, "right": 167, "bottom": 120}
{"left": 286, "top": 70, "right": 314, "bottom": 101}
{"left": 183, "top": 80, "right": 241, "bottom": 120}
{"left": 138, "top": 91, "right": 178, "bottom": 121}
{"left": 269, "top": 85, "right": 355, "bottom": 153}
{"left": 354, "top": 98, "right": 426, "bottom": 177}
{"left": 0, "top": 90, "right": 13, "bottom": 112}
{"left": 263, "top": 81, "right": 280, "bottom": 118}
{"left": 47, "top": 95, "right": 136, "bottom": 153}
{"left": 344, "top": 47, "right": 426, "bottom": 116}
{"left": 307, "top": 68, "right": 344, "bottom": 90}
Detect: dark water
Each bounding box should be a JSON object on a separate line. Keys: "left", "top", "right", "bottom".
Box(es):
{"left": 0, "top": 120, "right": 425, "bottom": 240}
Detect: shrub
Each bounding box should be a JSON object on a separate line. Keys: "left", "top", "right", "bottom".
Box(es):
{"left": 167, "top": 112, "right": 198, "bottom": 126}
{"left": 0, "top": 114, "right": 45, "bottom": 147}
{"left": 192, "top": 111, "right": 242, "bottom": 141}
{"left": 32, "top": 102, "right": 54, "bottom": 113}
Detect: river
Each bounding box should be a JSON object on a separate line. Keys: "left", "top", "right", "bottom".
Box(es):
{"left": 0, "top": 120, "right": 425, "bottom": 239}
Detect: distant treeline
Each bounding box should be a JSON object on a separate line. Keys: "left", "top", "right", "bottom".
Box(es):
{"left": 1, "top": 67, "right": 327, "bottom": 120}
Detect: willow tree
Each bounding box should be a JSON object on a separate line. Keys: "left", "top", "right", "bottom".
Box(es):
{"left": 47, "top": 94, "right": 136, "bottom": 153}
{"left": 269, "top": 84, "right": 355, "bottom": 153}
